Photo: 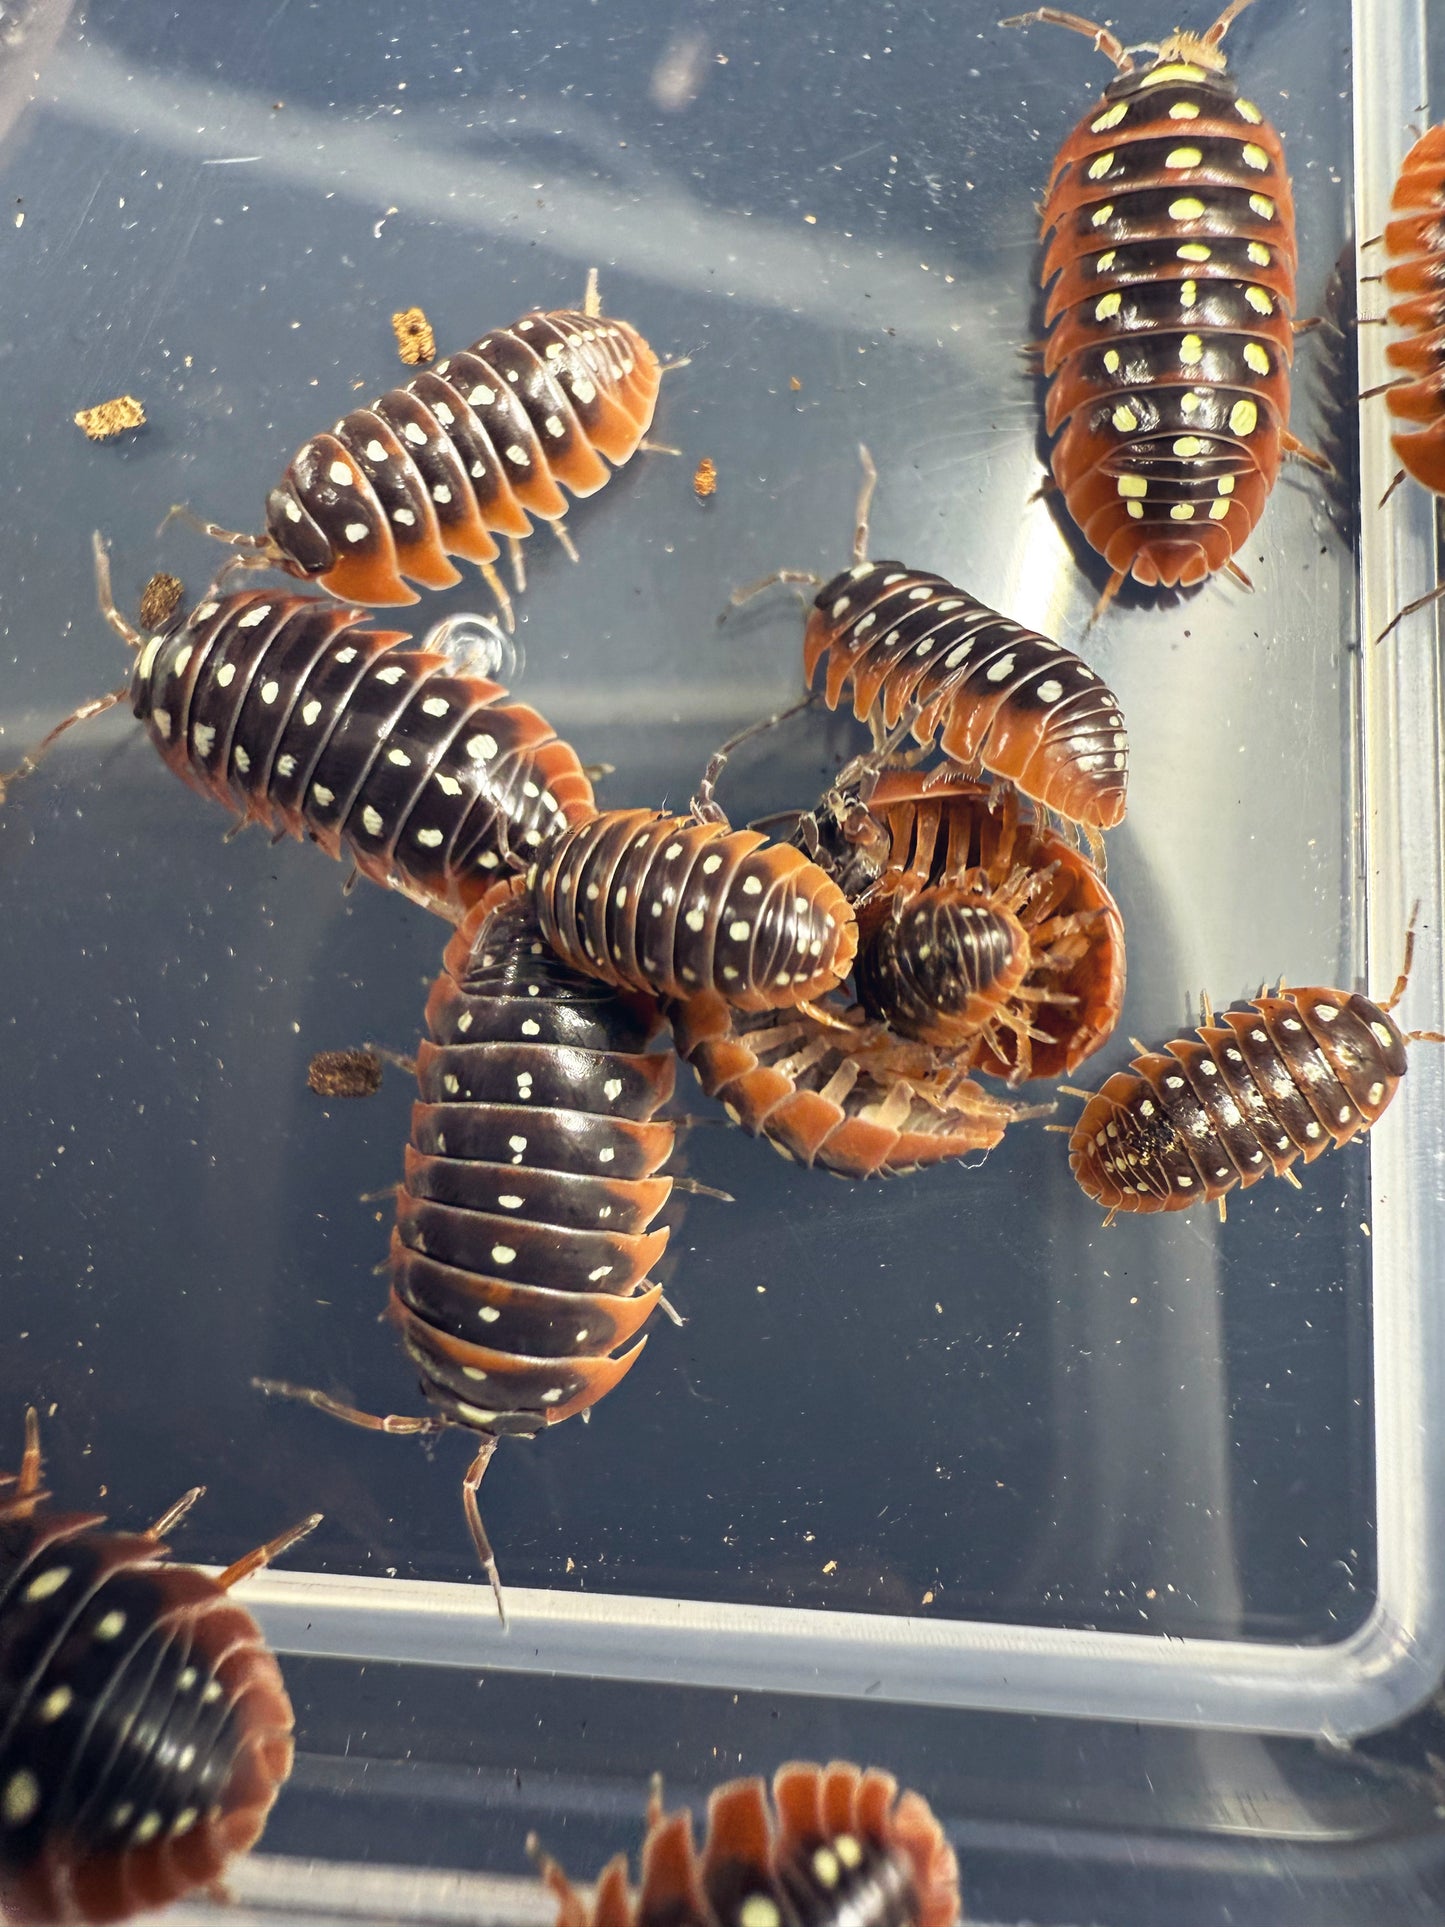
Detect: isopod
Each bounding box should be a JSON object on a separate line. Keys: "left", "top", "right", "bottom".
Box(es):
{"left": 1, "top": 544, "right": 594, "bottom": 922}
{"left": 185, "top": 279, "right": 661, "bottom": 626}
{"left": 1005, "top": 0, "right": 1325, "bottom": 612}
{"left": 806, "top": 769, "right": 1126, "bottom": 1083}
{"left": 529, "top": 809, "right": 858, "bottom": 1014}
{"left": 533, "top": 1760, "right": 960, "bottom": 1927}
{"left": 256, "top": 879, "right": 687, "bottom": 1619}
{"left": 671, "top": 991, "right": 1050, "bottom": 1179}
{"left": 0, "top": 1411, "right": 317, "bottom": 1926}
{"left": 1065, "top": 935, "right": 1442, "bottom": 1220}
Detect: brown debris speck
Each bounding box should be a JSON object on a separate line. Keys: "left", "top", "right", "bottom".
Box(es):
{"left": 692, "top": 456, "right": 717, "bottom": 501}
{"left": 74, "top": 395, "right": 146, "bottom": 441}
{"left": 307, "top": 1047, "right": 384, "bottom": 1099}
{"left": 138, "top": 571, "right": 184, "bottom": 632}
{"left": 789, "top": 377, "right": 802, "bottom": 391}
{"left": 391, "top": 306, "right": 436, "bottom": 366}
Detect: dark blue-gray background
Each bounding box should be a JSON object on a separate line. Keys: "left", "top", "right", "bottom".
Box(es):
{"left": 2, "top": 1, "right": 1424, "bottom": 1920}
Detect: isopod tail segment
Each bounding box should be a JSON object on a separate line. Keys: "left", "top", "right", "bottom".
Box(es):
{"left": 165, "top": 276, "right": 667, "bottom": 632}
{"left": 0, "top": 1409, "right": 320, "bottom": 1927}
{"left": 254, "top": 874, "right": 691, "bottom": 1625}
{"left": 1004, "top": 0, "right": 1331, "bottom": 616}
{"left": 531, "top": 1761, "right": 961, "bottom": 1927}
{"left": 1062, "top": 918, "right": 1443, "bottom": 1224}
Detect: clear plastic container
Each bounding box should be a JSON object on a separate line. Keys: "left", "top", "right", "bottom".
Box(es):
{"left": 3, "top": 0, "right": 1444, "bottom": 1920}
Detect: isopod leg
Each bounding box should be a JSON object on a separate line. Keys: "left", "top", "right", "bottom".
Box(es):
{"left": 479, "top": 557, "right": 517, "bottom": 634}
{"left": 583, "top": 266, "right": 601, "bottom": 319}
{"left": 159, "top": 501, "right": 275, "bottom": 557}
{"left": 214, "top": 1510, "right": 323, "bottom": 1591}
{"left": 1203, "top": 0, "right": 1261, "bottom": 49}
{"left": 0, "top": 685, "right": 130, "bottom": 805}
{"left": 998, "top": 7, "right": 1132, "bottom": 72}
{"left": 11, "top": 1406, "right": 41, "bottom": 1498}
{"left": 461, "top": 1439, "right": 507, "bottom": 1626}
{"left": 1087, "top": 568, "right": 1127, "bottom": 628}
{"left": 1280, "top": 428, "right": 1334, "bottom": 475}
{"left": 252, "top": 1377, "right": 449, "bottom": 1437}
{"left": 549, "top": 520, "right": 580, "bottom": 565}
{"left": 1377, "top": 577, "right": 1445, "bottom": 645}
{"left": 92, "top": 531, "right": 141, "bottom": 646}
{"left": 148, "top": 1485, "right": 206, "bottom": 1541}
{"left": 691, "top": 694, "right": 818, "bottom": 822}
{"left": 725, "top": 568, "right": 824, "bottom": 615}
{"left": 507, "top": 534, "right": 528, "bottom": 597}
{"left": 853, "top": 442, "right": 879, "bottom": 563}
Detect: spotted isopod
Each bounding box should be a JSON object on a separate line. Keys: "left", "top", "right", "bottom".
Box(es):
{"left": 1004, "top": 0, "right": 1326, "bottom": 614}
{"left": 179, "top": 280, "right": 662, "bottom": 628}
{"left": 0, "top": 1411, "right": 317, "bottom": 1926}
{"left": 1065, "top": 936, "right": 1442, "bottom": 1220}
{"left": 532, "top": 1760, "right": 960, "bottom": 1927}
{"left": 255, "top": 879, "right": 692, "bottom": 1620}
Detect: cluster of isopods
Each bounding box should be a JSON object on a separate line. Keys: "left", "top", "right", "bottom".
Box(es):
{"left": 4, "top": 1, "right": 1443, "bottom": 1919}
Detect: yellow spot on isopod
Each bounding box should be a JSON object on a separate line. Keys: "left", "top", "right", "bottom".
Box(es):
{"left": 1249, "top": 193, "right": 1275, "bottom": 219}
{"left": 1177, "top": 241, "right": 1211, "bottom": 262}
{"left": 1179, "top": 333, "right": 1203, "bottom": 365}
{"left": 1095, "top": 291, "right": 1122, "bottom": 321}
{"left": 1091, "top": 202, "right": 1114, "bottom": 227}
{"left": 1116, "top": 475, "right": 1147, "bottom": 497}
{"left": 1236, "top": 98, "right": 1263, "bottom": 123}
{"left": 1245, "top": 285, "right": 1273, "bottom": 314}
{"left": 1247, "top": 240, "right": 1271, "bottom": 266}
{"left": 1241, "top": 142, "right": 1268, "bottom": 170}
{"left": 1165, "top": 145, "right": 1202, "bottom": 168}
{"left": 1140, "top": 62, "right": 1205, "bottom": 86}
{"left": 1088, "top": 150, "right": 1116, "bottom": 179}
{"left": 1243, "top": 341, "right": 1270, "bottom": 375}
{"left": 1180, "top": 389, "right": 1204, "bottom": 413}
{"left": 1169, "top": 100, "right": 1200, "bottom": 119}
{"left": 1090, "top": 101, "right": 1128, "bottom": 132}
{"left": 1217, "top": 475, "right": 1235, "bottom": 495}
{"left": 1173, "top": 436, "right": 1204, "bottom": 457}
{"left": 1208, "top": 498, "right": 1231, "bottom": 519}
{"left": 1168, "top": 195, "right": 1206, "bottom": 220}
{"left": 1169, "top": 502, "right": 1195, "bottom": 520}
{"left": 1125, "top": 500, "right": 1144, "bottom": 519}
{"left": 1103, "top": 347, "right": 1121, "bottom": 373}
{"left": 1112, "top": 403, "right": 1139, "bottom": 433}
{"left": 1095, "top": 249, "right": 1117, "bottom": 272}
{"left": 1180, "top": 278, "right": 1197, "bottom": 307}
{"left": 1229, "top": 398, "right": 1259, "bottom": 436}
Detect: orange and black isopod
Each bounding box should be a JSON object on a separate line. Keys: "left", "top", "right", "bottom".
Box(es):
{"left": 257, "top": 878, "right": 689, "bottom": 1620}
{"left": 533, "top": 1761, "right": 961, "bottom": 1927}
{"left": 1066, "top": 937, "right": 1442, "bottom": 1221}
{"left": 0, "top": 1411, "right": 317, "bottom": 1926}
{"left": 1005, "top": 0, "right": 1326, "bottom": 613}
{"left": 1, "top": 547, "right": 596, "bottom": 923}
{"left": 530, "top": 809, "right": 858, "bottom": 1013}
{"left": 185, "top": 279, "right": 661, "bottom": 627}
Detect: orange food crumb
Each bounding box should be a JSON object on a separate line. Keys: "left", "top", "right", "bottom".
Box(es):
{"left": 693, "top": 455, "right": 717, "bottom": 500}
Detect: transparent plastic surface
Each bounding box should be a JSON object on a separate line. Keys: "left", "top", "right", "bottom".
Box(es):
{"left": 2, "top": 1, "right": 1444, "bottom": 1913}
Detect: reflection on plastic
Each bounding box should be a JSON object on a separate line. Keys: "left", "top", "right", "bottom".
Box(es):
{"left": 422, "top": 612, "right": 524, "bottom": 689}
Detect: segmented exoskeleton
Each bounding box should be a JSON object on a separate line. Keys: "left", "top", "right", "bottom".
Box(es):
{"left": 183, "top": 284, "right": 661, "bottom": 628}
{"left": 1006, "top": 0, "right": 1323, "bottom": 612}
{"left": 1066, "top": 937, "right": 1442, "bottom": 1220}
{"left": 0, "top": 1412, "right": 316, "bottom": 1927}
{"left": 533, "top": 1761, "right": 961, "bottom": 1927}
{"left": 256, "top": 879, "right": 685, "bottom": 1619}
